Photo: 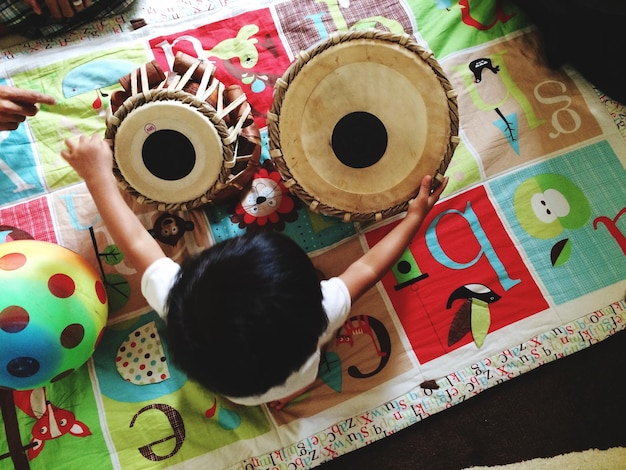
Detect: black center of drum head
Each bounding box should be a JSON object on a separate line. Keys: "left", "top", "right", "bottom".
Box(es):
{"left": 331, "top": 111, "right": 388, "bottom": 169}
{"left": 142, "top": 129, "right": 196, "bottom": 181}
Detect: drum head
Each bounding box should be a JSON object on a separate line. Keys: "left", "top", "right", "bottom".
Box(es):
{"left": 113, "top": 99, "right": 225, "bottom": 205}
{"left": 270, "top": 32, "right": 458, "bottom": 220}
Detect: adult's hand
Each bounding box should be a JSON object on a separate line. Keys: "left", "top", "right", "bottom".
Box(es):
{"left": 0, "top": 85, "right": 56, "bottom": 131}
{"left": 21, "top": 0, "right": 94, "bottom": 19}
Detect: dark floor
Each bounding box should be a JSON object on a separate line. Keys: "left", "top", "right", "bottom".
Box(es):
{"left": 320, "top": 329, "right": 626, "bottom": 469}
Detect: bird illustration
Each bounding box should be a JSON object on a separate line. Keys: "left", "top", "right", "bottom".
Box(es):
{"left": 446, "top": 283, "right": 501, "bottom": 348}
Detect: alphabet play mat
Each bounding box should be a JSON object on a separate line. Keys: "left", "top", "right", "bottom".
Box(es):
{"left": 0, "top": 1, "right": 624, "bottom": 468}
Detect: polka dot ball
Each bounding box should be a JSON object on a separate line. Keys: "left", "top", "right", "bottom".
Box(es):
{"left": 0, "top": 240, "right": 108, "bottom": 390}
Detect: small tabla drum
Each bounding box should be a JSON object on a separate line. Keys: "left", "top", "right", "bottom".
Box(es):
{"left": 106, "top": 53, "right": 261, "bottom": 211}
{"left": 267, "top": 30, "right": 460, "bottom": 222}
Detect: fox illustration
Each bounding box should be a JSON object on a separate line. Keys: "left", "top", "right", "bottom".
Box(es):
{"left": 336, "top": 315, "right": 392, "bottom": 379}
{"left": 336, "top": 314, "right": 388, "bottom": 358}
{"left": 12, "top": 388, "right": 91, "bottom": 460}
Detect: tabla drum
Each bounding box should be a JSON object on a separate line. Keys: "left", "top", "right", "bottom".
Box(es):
{"left": 267, "top": 29, "right": 460, "bottom": 222}
{"left": 106, "top": 53, "right": 261, "bottom": 211}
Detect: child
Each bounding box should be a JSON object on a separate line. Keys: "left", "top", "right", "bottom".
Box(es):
{"left": 61, "top": 133, "right": 448, "bottom": 409}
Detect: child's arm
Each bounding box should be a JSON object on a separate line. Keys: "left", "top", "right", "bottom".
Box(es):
{"left": 61, "top": 133, "right": 166, "bottom": 275}
{"left": 339, "top": 174, "right": 448, "bottom": 302}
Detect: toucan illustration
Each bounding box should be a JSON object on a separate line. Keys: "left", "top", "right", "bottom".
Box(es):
{"left": 446, "top": 283, "right": 501, "bottom": 348}
{"left": 446, "top": 283, "right": 501, "bottom": 308}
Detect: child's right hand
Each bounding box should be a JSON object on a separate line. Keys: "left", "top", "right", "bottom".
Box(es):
{"left": 61, "top": 133, "right": 114, "bottom": 184}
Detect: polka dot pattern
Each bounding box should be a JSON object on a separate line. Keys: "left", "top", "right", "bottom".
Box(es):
{"left": 0, "top": 240, "right": 108, "bottom": 390}
{"left": 0, "top": 306, "right": 29, "bottom": 333}
{"left": 95, "top": 280, "right": 107, "bottom": 305}
{"left": 115, "top": 321, "right": 170, "bottom": 385}
{"left": 48, "top": 273, "right": 76, "bottom": 298}
{"left": 7, "top": 357, "right": 40, "bottom": 378}
{"left": 0, "top": 252, "right": 27, "bottom": 271}
{"left": 61, "top": 324, "right": 85, "bottom": 349}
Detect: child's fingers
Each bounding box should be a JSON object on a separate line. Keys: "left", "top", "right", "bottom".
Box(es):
{"left": 428, "top": 176, "right": 449, "bottom": 204}
{"left": 60, "top": 147, "right": 75, "bottom": 166}
{"left": 407, "top": 175, "right": 432, "bottom": 207}
{"left": 433, "top": 176, "right": 449, "bottom": 195}
{"left": 64, "top": 132, "right": 91, "bottom": 150}
{"left": 63, "top": 137, "right": 77, "bottom": 153}
{"left": 417, "top": 174, "right": 433, "bottom": 196}
{"left": 431, "top": 178, "right": 446, "bottom": 195}
{"left": 409, "top": 174, "right": 448, "bottom": 208}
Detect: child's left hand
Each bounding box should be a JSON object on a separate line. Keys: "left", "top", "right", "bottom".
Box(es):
{"left": 406, "top": 174, "right": 449, "bottom": 220}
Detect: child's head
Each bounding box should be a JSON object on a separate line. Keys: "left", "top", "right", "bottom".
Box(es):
{"left": 165, "top": 231, "right": 328, "bottom": 398}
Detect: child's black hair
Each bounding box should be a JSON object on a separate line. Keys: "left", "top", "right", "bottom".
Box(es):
{"left": 165, "top": 231, "right": 328, "bottom": 398}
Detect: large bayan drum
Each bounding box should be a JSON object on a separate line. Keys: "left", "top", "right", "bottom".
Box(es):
{"left": 267, "top": 30, "right": 459, "bottom": 222}
{"left": 106, "top": 53, "right": 261, "bottom": 211}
